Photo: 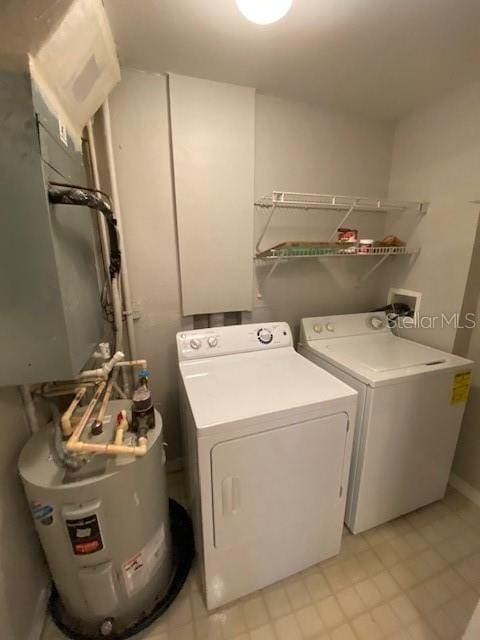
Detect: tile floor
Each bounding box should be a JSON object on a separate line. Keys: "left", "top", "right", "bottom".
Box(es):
{"left": 42, "top": 476, "right": 480, "bottom": 640}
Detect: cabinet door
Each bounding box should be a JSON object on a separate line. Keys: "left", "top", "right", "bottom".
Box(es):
{"left": 211, "top": 414, "right": 349, "bottom": 550}
{"left": 169, "top": 74, "right": 255, "bottom": 315}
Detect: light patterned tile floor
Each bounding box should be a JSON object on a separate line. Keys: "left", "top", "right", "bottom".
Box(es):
{"left": 42, "top": 480, "right": 480, "bottom": 640}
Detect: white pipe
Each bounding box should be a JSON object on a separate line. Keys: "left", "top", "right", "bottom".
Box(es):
{"left": 20, "top": 385, "right": 40, "bottom": 434}
{"left": 66, "top": 394, "right": 147, "bottom": 457}
{"left": 67, "top": 382, "right": 107, "bottom": 446}
{"left": 87, "top": 120, "right": 111, "bottom": 282}
{"left": 95, "top": 375, "right": 115, "bottom": 428}
{"left": 115, "top": 359, "right": 147, "bottom": 369}
{"left": 111, "top": 275, "right": 124, "bottom": 361}
{"left": 76, "top": 351, "right": 124, "bottom": 381}
{"left": 102, "top": 100, "right": 138, "bottom": 370}
{"left": 67, "top": 437, "right": 147, "bottom": 457}
{"left": 61, "top": 387, "right": 87, "bottom": 437}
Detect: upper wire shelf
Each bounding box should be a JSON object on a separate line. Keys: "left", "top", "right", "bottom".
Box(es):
{"left": 255, "top": 191, "right": 428, "bottom": 214}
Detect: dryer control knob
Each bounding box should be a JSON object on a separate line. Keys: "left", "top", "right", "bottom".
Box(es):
{"left": 313, "top": 323, "right": 323, "bottom": 333}
{"left": 326, "top": 322, "right": 335, "bottom": 332}
{"left": 207, "top": 336, "right": 218, "bottom": 348}
{"left": 257, "top": 328, "right": 273, "bottom": 344}
{"left": 190, "top": 338, "right": 202, "bottom": 350}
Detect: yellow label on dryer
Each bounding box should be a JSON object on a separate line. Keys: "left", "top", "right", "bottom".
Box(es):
{"left": 450, "top": 372, "right": 472, "bottom": 405}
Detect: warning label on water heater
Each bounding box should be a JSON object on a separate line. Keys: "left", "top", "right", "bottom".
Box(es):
{"left": 66, "top": 514, "right": 104, "bottom": 555}
{"left": 122, "top": 553, "right": 145, "bottom": 597}
{"left": 450, "top": 371, "right": 472, "bottom": 405}
{"left": 122, "top": 524, "right": 166, "bottom": 597}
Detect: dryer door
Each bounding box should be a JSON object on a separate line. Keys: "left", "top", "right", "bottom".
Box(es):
{"left": 211, "top": 413, "right": 349, "bottom": 551}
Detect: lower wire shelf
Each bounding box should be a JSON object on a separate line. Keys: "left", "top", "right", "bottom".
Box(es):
{"left": 254, "top": 245, "right": 419, "bottom": 289}
{"left": 255, "top": 245, "right": 413, "bottom": 263}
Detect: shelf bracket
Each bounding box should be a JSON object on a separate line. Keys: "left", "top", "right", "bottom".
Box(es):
{"left": 254, "top": 257, "right": 283, "bottom": 300}
{"left": 328, "top": 202, "right": 357, "bottom": 241}
{"left": 255, "top": 202, "right": 277, "bottom": 256}
{"left": 358, "top": 254, "right": 390, "bottom": 284}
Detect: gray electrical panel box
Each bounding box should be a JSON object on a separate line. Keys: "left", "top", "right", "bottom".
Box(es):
{"left": 0, "top": 72, "right": 104, "bottom": 386}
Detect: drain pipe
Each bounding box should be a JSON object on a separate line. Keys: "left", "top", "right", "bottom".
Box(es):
{"left": 20, "top": 385, "right": 40, "bottom": 434}
{"left": 102, "top": 99, "right": 138, "bottom": 389}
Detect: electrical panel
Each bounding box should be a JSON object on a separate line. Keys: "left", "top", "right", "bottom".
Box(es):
{"left": 0, "top": 72, "right": 104, "bottom": 386}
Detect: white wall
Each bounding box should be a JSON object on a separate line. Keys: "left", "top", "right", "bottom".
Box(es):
{"left": 378, "top": 82, "right": 480, "bottom": 490}
{"left": 0, "top": 388, "right": 48, "bottom": 640}
{"left": 380, "top": 82, "right": 480, "bottom": 352}
{"left": 250, "top": 94, "right": 395, "bottom": 334}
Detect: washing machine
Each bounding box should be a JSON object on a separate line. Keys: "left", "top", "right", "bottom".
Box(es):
{"left": 298, "top": 312, "right": 473, "bottom": 534}
{"left": 177, "top": 322, "right": 357, "bottom": 609}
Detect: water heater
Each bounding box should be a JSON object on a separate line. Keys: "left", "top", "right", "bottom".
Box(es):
{"left": 19, "top": 400, "right": 172, "bottom": 637}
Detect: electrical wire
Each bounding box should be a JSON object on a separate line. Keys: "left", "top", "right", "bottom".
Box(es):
{"left": 48, "top": 183, "right": 121, "bottom": 279}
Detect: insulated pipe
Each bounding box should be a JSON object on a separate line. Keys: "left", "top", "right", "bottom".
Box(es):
{"left": 102, "top": 99, "right": 138, "bottom": 368}
{"left": 20, "top": 385, "right": 40, "bottom": 434}
{"left": 66, "top": 382, "right": 106, "bottom": 448}
{"left": 60, "top": 387, "right": 88, "bottom": 438}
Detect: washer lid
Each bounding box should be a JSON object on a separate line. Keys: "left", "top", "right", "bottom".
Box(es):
{"left": 179, "top": 348, "right": 356, "bottom": 431}
{"left": 325, "top": 334, "right": 449, "bottom": 372}
{"left": 304, "top": 333, "right": 472, "bottom": 386}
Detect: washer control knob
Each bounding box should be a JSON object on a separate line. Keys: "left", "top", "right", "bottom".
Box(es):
{"left": 207, "top": 336, "right": 218, "bottom": 348}
{"left": 313, "top": 323, "right": 323, "bottom": 333}
{"left": 370, "top": 316, "right": 385, "bottom": 330}
{"left": 326, "top": 322, "right": 335, "bottom": 332}
{"left": 257, "top": 328, "right": 273, "bottom": 344}
{"left": 190, "top": 338, "right": 202, "bottom": 350}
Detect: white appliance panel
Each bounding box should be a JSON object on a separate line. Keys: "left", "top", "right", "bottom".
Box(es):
{"left": 298, "top": 312, "right": 473, "bottom": 534}
{"left": 211, "top": 414, "right": 349, "bottom": 550}
{"left": 178, "top": 322, "right": 358, "bottom": 608}
{"left": 353, "top": 373, "right": 466, "bottom": 533}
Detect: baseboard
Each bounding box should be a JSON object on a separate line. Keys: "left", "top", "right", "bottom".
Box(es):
{"left": 166, "top": 456, "right": 184, "bottom": 473}
{"left": 449, "top": 472, "right": 480, "bottom": 508}
{"left": 28, "top": 580, "right": 51, "bottom": 640}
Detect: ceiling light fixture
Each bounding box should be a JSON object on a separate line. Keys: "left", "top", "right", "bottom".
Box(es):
{"left": 235, "top": 0, "right": 293, "bottom": 25}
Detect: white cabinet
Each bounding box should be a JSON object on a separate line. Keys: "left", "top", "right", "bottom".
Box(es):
{"left": 169, "top": 75, "right": 255, "bottom": 315}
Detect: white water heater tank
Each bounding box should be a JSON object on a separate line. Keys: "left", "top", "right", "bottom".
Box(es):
{"left": 19, "top": 400, "right": 171, "bottom": 636}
